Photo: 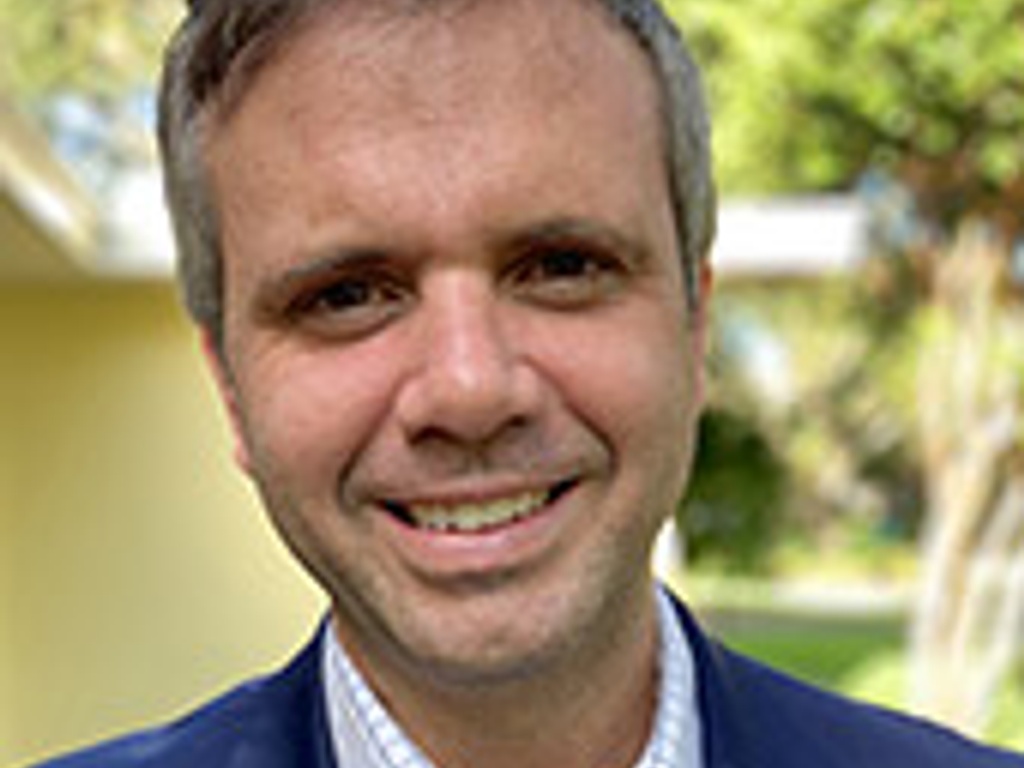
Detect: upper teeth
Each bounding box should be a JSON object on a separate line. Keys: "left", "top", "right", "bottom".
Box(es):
{"left": 407, "top": 491, "right": 547, "bottom": 533}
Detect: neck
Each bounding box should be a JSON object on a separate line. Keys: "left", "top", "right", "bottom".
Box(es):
{"left": 335, "top": 587, "right": 661, "bottom": 768}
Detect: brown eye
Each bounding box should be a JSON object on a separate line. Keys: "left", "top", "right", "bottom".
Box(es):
{"left": 534, "top": 248, "right": 596, "bottom": 280}
{"left": 509, "top": 243, "right": 625, "bottom": 309}
{"left": 289, "top": 272, "right": 410, "bottom": 339}
{"left": 313, "top": 278, "right": 378, "bottom": 312}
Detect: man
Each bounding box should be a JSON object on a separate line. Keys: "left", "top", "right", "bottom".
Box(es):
{"left": 38, "top": 0, "right": 1023, "bottom": 766}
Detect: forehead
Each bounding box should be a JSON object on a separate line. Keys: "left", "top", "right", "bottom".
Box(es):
{"left": 208, "top": 0, "right": 662, "bottom": 150}
{"left": 221, "top": 0, "right": 657, "bottom": 101}
{"left": 206, "top": 0, "right": 668, "bottom": 246}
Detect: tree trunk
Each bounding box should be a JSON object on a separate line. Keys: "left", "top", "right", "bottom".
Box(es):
{"left": 909, "top": 221, "right": 1024, "bottom": 733}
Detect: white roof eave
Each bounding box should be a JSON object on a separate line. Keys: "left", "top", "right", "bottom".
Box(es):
{"left": 0, "top": 99, "right": 102, "bottom": 279}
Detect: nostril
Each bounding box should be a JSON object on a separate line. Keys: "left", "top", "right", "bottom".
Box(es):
{"left": 395, "top": 369, "right": 535, "bottom": 447}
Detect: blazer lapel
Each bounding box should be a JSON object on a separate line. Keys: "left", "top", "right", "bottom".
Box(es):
{"left": 238, "top": 625, "right": 337, "bottom": 768}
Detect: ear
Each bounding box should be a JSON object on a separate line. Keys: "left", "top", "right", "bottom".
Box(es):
{"left": 698, "top": 259, "right": 714, "bottom": 302}
{"left": 200, "top": 329, "right": 253, "bottom": 474}
{"left": 694, "top": 260, "right": 714, "bottom": 338}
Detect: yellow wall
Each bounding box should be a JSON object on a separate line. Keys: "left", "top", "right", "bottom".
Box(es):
{"left": 0, "top": 282, "right": 324, "bottom": 767}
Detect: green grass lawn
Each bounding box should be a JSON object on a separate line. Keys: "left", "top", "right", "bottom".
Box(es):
{"left": 710, "top": 609, "right": 902, "bottom": 688}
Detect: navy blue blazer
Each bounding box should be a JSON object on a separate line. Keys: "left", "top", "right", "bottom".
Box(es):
{"left": 36, "top": 596, "right": 1024, "bottom": 767}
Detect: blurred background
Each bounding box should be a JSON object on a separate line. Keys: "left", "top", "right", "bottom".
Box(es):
{"left": 1, "top": 0, "right": 1022, "bottom": 764}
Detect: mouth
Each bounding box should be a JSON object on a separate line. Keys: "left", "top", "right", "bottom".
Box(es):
{"left": 382, "top": 480, "right": 577, "bottom": 534}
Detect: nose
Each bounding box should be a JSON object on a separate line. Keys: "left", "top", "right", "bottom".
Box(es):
{"left": 395, "top": 275, "right": 541, "bottom": 448}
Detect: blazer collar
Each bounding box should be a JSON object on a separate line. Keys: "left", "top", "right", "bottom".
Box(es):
{"left": 258, "top": 624, "right": 337, "bottom": 768}
{"left": 668, "top": 591, "right": 748, "bottom": 768}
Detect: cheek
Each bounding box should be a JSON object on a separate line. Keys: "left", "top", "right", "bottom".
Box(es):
{"left": 541, "top": 312, "right": 698, "bottom": 453}
{"left": 233, "top": 347, "right": 395, "bottom": 497}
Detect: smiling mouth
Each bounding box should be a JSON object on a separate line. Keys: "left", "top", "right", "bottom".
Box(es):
{"left": 382, "top": 480, "right": 576, "bottom": 534}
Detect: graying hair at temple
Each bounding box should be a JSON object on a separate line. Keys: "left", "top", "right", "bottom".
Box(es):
{"left": 157, "top": 0, "right": 716, "bottom": 337}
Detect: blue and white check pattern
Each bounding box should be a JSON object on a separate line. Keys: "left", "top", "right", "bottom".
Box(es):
{"left": 321, "top": 587, "right": 703, "bottom": 768}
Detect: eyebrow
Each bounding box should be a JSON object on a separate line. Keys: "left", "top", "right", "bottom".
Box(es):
{"left": 251, "top": 247, "right": 390, "bottom": 317}
{"left": 496, "top": 216, "right": 650, "bottom": 267}
{"left": 249, "top": 216, "right": 651, "bottom": 317}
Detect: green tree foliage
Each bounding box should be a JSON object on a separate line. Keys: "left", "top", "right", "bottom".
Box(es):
{"left": 0, "top": 1, "right": 182, "bottom": 195}
{"left": 683, "top": 278, "right": 924, "bottom": 576}
{"left": 668, "top": 0, "right": 1024, "bottom": 731}
{"left": 684, "top": 406, "right": 790, "bottom": 573}
{"left": 670, "top": 0, "right": 1024, "bottom": 227}
{"left": 0, "top": 0, "right": 178, "bottom": 102}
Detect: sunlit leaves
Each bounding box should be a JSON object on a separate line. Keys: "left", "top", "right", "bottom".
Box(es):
{"left": 667, "top": 0, "right": 1024, "bottom": 219}
{"left": 0, "top": 0, "right": 181, "bottom": 101}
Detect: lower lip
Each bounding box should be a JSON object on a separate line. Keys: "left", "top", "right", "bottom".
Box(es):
{"left": 379, "top": 487, "right": 575, "bottom": 579}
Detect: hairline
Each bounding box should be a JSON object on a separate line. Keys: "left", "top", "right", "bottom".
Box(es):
{"left": 158, "top": 0, "right": 715, "bottom": 342}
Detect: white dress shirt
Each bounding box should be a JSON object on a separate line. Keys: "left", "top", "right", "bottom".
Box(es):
{"left": 322, "top": 587, "right": 703, "bottom": 768}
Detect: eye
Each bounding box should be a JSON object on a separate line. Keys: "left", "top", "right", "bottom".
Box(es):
{"left": 287, "top": 271, "right": 410, "bottom": 339}
{"left": 313, "top": 277, "right": 381, "bottom": 312}
{"left": 508, "top": 242, "right": 625, "bottom": 308}
{"left": 533, "top": 248, "right": 599, "bottom": 280}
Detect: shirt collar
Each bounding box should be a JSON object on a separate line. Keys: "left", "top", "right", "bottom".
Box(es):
{"left": 321, "top": 586, "right": 703, "bottom": 768}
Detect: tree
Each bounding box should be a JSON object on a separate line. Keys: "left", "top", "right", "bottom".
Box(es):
{"left": 0, "top": 0, "right": 180, "bottom": 192}
{"left": 682, "top": 404, "right": 790, "bottom": 573}
{"left": 669, "top": 0, "right": 1024, "bottom": 732}
{"left": 0, "top": 0, "right": 176, "bottom": 101}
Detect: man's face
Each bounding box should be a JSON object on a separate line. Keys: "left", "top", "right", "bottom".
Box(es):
{"left": 206, "top": 0, "right": 705, "bottom": 687}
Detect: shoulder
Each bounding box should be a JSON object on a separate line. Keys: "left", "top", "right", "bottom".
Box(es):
{"left": 666, "top": 593, "right": 1024, "bottom": 767}
{"left": 33, "top": 631, "right": 331, "bottom": 768}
